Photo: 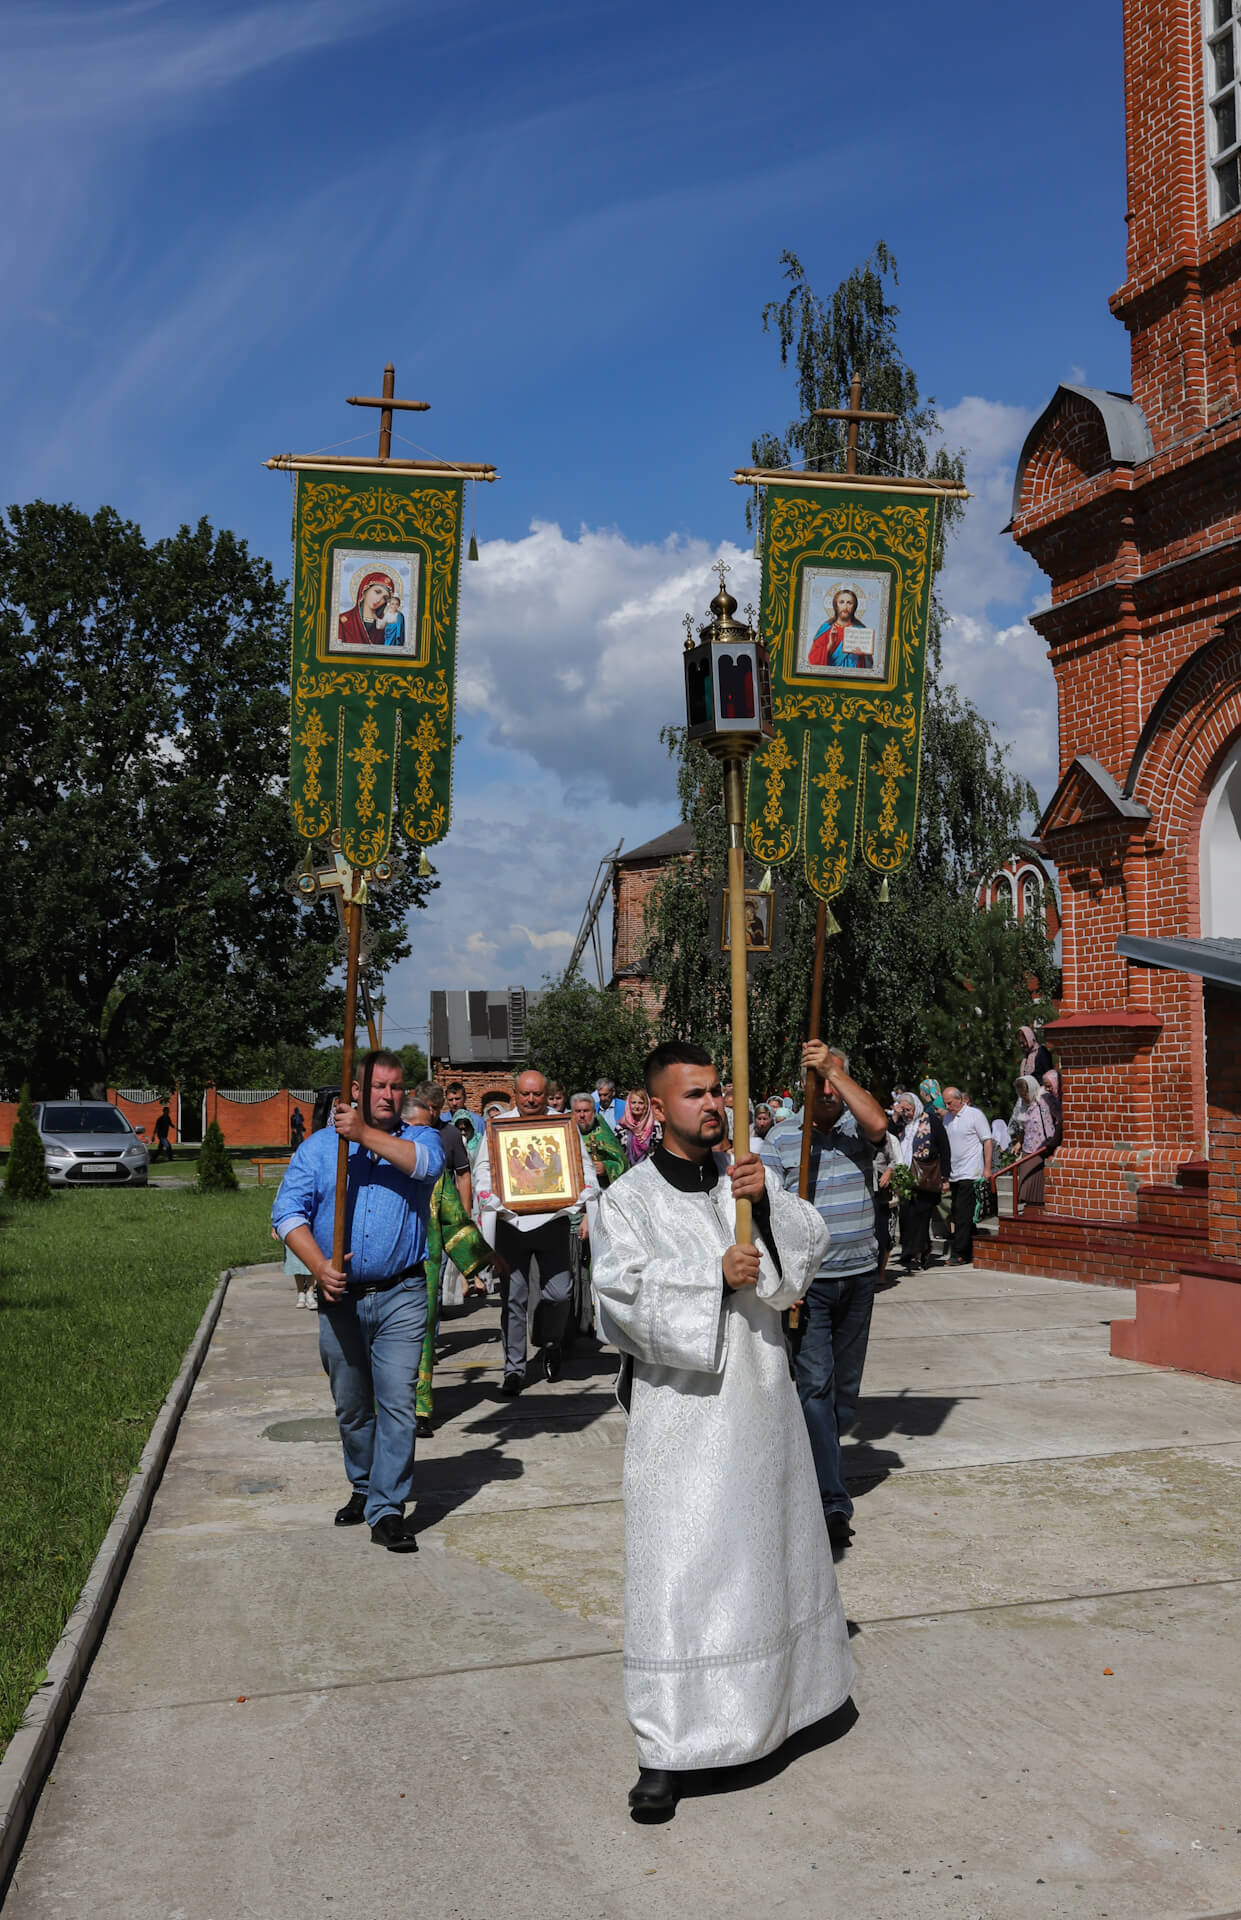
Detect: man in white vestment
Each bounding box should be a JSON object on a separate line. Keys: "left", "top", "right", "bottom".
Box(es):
{"left": 592, "top": 1042, "right": 855, "bottom": 1817}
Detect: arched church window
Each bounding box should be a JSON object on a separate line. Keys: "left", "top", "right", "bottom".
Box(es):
{"left": 993, "top": 874, "right": 1014, "bottom": 914}
{"left": 1206, "top": 0, "right": 1241, "bottom": 223}
{"left": 1022, "top": 873, "right": 1041, "bottom": 923}
{"left": 1199, "top": 735, "right": 1241, "bottom": 936}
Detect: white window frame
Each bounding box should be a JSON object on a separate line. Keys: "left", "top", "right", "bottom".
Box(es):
{"left": 1205, "top": 0, "right": 1241, "bottom": 225}
{"left": 1021, "top": 871, "right": 1042, "bottom": 923}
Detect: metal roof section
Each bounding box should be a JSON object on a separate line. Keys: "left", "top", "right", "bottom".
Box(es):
{"left": 616, "top": 822, "right": 696, "bottom": 864}
{"left": 1010, "top": 384, "right": 1155, "bottom": 520}
{"left": 1117, "top": 934, "right": 1241, "bottom": 990}
{"left": 1038, "top": 753, "right": 1152, "bottom": 837}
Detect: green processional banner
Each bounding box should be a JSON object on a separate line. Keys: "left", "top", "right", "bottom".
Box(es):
{"left": 288, "top": 466, "right": 463, "bottom": 869}
{"left": 745, "top": 479, "right": 941, "bottom": 899}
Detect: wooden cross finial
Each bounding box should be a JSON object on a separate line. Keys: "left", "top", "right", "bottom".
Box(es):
{"left": 813, "top": 372, "right": 899, "bottom": 476}
{"left": 345, "top": 363, "right": 431, "bottom": 460}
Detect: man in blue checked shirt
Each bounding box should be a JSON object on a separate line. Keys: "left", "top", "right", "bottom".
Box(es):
{"left": 273, "top": 1049, "right": 445, "bottom": 1553}
{"left": 760, "top": 1040, "right": 888, "bottom": 1546}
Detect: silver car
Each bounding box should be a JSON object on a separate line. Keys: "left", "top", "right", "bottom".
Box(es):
{"left": 35, "top": 1101, "right": 150, "bottom": 1188}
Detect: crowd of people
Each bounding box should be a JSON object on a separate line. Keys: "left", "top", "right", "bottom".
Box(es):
{"left": 269, "top": 1024, "right": 1060, "bottom": 1811}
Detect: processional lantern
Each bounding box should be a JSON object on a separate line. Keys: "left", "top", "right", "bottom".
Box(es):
{"left": 679, "top": 563, "right": 773, "bottom": 1247}
{"left": 682, "top": 576, "right": 773, "bottom": 753}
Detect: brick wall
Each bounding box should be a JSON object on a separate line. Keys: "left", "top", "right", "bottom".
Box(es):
{"left": 985, "top": 0, "right": 1241, "bottom": 1279}
{"left": 1205, "top": 983, "right": 1241, "bottom": 1263}
{"left": 430, "top": 1066, "right": 515, "bottom": 1111}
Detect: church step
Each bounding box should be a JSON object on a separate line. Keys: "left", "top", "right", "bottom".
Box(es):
{"left": 1110, "top": 1261, "right": 1241, "bottom": 1382}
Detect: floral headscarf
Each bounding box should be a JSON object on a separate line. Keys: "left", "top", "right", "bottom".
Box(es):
{"left": 619, "top": 1090, "right": 658, "bottom": 1164}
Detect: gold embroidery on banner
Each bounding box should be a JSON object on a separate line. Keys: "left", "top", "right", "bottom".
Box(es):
{"left": 870, "top": 735, "right": 911, "bottom": 838}
{"left": 295, "top": 480, "right": 461, "bottom": 672}
{"left": 808, "top": 738, "right": 853, "bottom": 897}
{"left": 347, "top": 716, "right": 389, "bottom": 823}
{"left": 292, "top": 708, "right": 334, "bottom": 840}
{"left": 746, "top": 730, "right": 797, "bottom": 862}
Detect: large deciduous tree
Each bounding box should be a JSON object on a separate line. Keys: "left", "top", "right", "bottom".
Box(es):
{"left": 524, "top": 974, "right": 652, "bottom": 1098}
{"left": 648, "top": 248, "right": 1057, "bottom": 1099}
{"left": 0, "top": 502, "right": 429, "bottom": 1096}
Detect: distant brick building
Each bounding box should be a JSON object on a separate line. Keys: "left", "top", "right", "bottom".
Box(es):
{"left": 976, "top": 846, "right": 1061, "bottom": 944}
{"left": 977, "top": 0, "right": 1241, "bottom": 1323}
{"left": 610, "top": 824, "right": 695, "bottom": 1012}
{"left": 428, "top": 987, "right": 538, "bottom": 1112}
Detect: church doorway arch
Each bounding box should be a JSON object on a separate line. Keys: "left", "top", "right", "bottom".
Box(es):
{"left": 1198, "top": 734, "right": 1241, "bottom": 937}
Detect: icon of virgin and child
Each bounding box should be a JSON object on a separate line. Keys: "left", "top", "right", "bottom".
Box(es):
{"left": 796, "top": 569, "right": 889, "bottom": 680}
{"left": 329, "top": 550, "right": 420, "bottom": 655}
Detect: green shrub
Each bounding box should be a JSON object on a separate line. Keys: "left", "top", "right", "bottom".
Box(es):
{"left": 195, "top": 1119, "right": 238, "bottom": 1193}
{"left": 6, "top": 1084, "right": 50, "bottom": 1200}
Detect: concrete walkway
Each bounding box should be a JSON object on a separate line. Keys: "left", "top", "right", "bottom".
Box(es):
{"left": 6, "top": 1259, "right": 1241, "bottom": 1920}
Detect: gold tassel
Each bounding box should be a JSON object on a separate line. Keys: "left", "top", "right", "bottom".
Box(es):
{"left": 878, "top": 875, "right": 889, "bottom": 903}
{"left": 467, "top": 530, "right": 479, "bottom": 562}
{"left": 825, "top": 904, "right": 841, "bottom": 936}
{"left": 758, "top": 867, "right": 772, "bottom": 893}
{"left": 417, "top": 850, "right": 432, "bottom": 878}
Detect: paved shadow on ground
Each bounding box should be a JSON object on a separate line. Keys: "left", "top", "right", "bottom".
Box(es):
{"left": 632, "top": 1699, "right": 861, "bottom": 1824}
{"left": 852, "top": 1389, "right": 969, "bottom": 1443}
{"left": 409, "top": 1440, "right": 526, "bottom": 1528}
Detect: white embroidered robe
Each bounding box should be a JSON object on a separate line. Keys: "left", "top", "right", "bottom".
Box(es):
{"left": 592, "top": 1153, "right": 855, "bottom": 1770}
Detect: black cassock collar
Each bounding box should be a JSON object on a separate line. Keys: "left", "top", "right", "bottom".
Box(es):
{"left": 651, "top": 1144, "right": 722, "bottom": 1192}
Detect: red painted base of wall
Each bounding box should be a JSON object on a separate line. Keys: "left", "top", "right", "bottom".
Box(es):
{"left": 1110, "top": 1261, "right": 1241, "bottom": 1383}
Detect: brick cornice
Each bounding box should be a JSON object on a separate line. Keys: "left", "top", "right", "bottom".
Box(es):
{"left": 1044, "top": 1007, "right": 1164, "bottom": 1034}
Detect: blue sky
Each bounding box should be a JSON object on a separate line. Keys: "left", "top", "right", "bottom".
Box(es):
{"left": 2, "top": 0, "right": 1131, "bottom": 1053}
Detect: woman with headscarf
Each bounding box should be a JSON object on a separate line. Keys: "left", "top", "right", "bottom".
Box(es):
{"left": 1041, "top": 1067, "right": 1062, "bottom": 1131}
{"left": 1018, "top": 1025, "right": 1054, "bottom": 1084}
{"left": 895, "top": 1092, "right": 951, "bottom": 1273}
{"left": 1014, "top": 1074, "right": 1055, "bottom": 1208}
{"left": 617, "top": 1087, "right": 659, "bottom": 1167}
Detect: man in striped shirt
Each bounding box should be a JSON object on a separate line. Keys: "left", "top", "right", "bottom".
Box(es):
{"left": 760, "top": 1040, "right": 888, "bottom": 1543}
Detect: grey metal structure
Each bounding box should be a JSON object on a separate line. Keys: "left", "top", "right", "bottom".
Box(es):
{"left": 564, "top": 840, "right": 624, "bottom": 987}
{"left": 429, "top": 987, "right": 539, "bottom": 1068}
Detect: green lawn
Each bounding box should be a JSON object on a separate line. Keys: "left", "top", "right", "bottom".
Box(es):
{"left": 0, "top": 1185, "right": 280, "bottom": 1754}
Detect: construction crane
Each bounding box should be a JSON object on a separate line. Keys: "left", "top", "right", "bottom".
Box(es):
{"left": 564, "top": 841, "right": 623, "bottom": 987}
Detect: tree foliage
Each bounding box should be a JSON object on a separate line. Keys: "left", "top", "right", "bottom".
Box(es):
{"left": 524, "top": 974, "right": 652, "bottom": 1097}
{"left": 6, "top": 1084, "right": 51, "bottom": 1200}
{"left": 923, "top": 906, "right": 1059, "bottom": 1117}
{"left": 0, "top": 502, "right": 431, "bottom": 1097}
{"left": 648, "top": 246, "right": 1057, "bottom": 1105}
{"left": 195, "top": 1119, "right": 238, "bottom": 1193}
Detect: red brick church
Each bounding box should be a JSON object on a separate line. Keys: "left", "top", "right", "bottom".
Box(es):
{"left": 976, "top": 0, "right": 1241, "bottom": 1377}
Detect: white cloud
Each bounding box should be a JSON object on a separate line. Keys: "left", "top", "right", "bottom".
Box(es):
{"left": 935, "top": 396, "right": 1059, "bottom": 805}
{"left": 457, "top": 524, "right": 759, "bottom": 805}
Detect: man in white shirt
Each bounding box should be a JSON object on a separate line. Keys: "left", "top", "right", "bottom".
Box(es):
{"left": 942, "top": 1086, "right": 993, "bottom": 1266}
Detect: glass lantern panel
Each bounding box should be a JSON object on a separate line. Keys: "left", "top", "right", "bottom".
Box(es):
{"left": 716, "top": 650, "right": 756, "bottom": 722}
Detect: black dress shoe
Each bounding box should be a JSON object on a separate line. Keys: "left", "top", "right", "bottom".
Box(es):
{"left": 334, "top": 1490, "right": 367, "bottom": 1526}
{"left": 541, "top": 1343, "right": 562, "bottom": 1383}
{"left": 628, "top": 1768, "right": 677, "bottom": 1815}
{"left": 824, "top": 1508, "right": 854, "bottom": 1543}
{"left": 371, "top": 1514, "right": 419, "bottom": 1553}
{"left": 499, "top": 1372, "right": 524, "bottom": 1397}
{"left": 415, "top": 1415, "right": 434, "bottom": 1438}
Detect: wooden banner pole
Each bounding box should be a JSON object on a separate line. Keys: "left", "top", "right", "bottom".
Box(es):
{"left": 332, "top": 898, "right": 364, "bottom": 1270}
{"left": 723, "top": 755, "right": 753, "bottom": 1247}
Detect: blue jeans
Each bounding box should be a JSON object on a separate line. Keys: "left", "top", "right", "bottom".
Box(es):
{"left": 793, "top": 1266, "right": 878, "bottom": 1519}
{"left": 318, "top": 1278, "right": 428, "bottom": 1526}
